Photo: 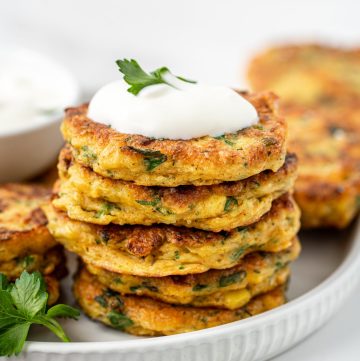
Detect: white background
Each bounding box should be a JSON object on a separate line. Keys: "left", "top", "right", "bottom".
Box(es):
{"left": 1, "top": 0, "right": 359, "bottom": 93}
{"left": 1, "top": 1, "right": 360, "bottom": 359}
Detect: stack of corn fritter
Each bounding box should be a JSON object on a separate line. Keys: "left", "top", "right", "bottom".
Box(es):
{"left": 44, "top": 91, "right": 301, "bottom": 336}
{"left": 0, "top": 184, "right": 66, "bottom": 305}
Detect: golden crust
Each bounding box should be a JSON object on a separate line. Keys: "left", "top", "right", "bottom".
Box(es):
{"left": 86, "top": 237, "right": 299, "bottom": 309}
{"left": 248, "top": 44, "right": 360, "bottom": 107}
{"left": 0, "top": 183, "right": 65, "bottom": 304}
{"left": 0, "top": 183, "right": 57, "bottom": 261}
{"left": 0, "top": 246, "right": 66, "bottom": 280}
{"left": 286, "top": 107, "right": 360, "bottom": 228}
{"left": 55, "top": 148, "right": 297, "bottom": 231}
{"left": 74, "top": 267, "right": 286, "bottom": 336}
{"left": 0, "top": 247, "right": 66, "bottom": 305}
{"left": 44, "top": 194, "right": 300, "bottom": 277}
{"left": 62, "top": 91, "right": 287, "bottom": 186}
{"left": 247, "top": 44, "right": 360, "bottom": 228}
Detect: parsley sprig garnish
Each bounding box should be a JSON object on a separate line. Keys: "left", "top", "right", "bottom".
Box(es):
{"left": 0, "top": 271, "right": 80, "bottom": 357}
{"left": 116, "top": 59, "right": 196, "bottom": 95}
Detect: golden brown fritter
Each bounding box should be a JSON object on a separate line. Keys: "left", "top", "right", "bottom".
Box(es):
{"left": 0, "top": 246, "right": 66, "bottom": 306}
{"left": 0, "top": 183, "right": 57, "bottom": 261}
{"left": 0, "top": 246, "right": 66, "bottom": 280}
{"left": 247, "top": 44, "right": 360, "bottom": 108}
{"left": 284, "top": 107, "right": 360, "bottom": 228}
{"left": 74, "top": 267, "right": 286, "bottom": 336}
{"left": 86, "top": 237, "right": 299, "bottom": 309}
{"left": 55, "top": 148, "right": 297, "bottom": 231}
{"left": 0, "top": 183, "right": 66, "bottom": 305}
{"left": 247, "top": 44, "right": 360, "bottom": 228}
{"left": 44, "top": 193, "right": 300, "bottom": 277}
{"left": 61, "top": 92, "right": 287, "bottom": 186}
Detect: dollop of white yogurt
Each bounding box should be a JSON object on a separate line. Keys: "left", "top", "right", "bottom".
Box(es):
{"left": 88, "top": 74, "right": 259, "bottom": 140}
{"left": 0, "top": 48, "right": 79, "bottom": 136}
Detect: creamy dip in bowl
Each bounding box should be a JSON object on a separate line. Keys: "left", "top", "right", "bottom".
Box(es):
{"left": 0, "top": 47, "right": 79, "bottom": 182}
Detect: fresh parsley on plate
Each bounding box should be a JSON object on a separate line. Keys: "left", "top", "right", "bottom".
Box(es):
{"left": 0, "top": 271, "right": 80, "bottom": 357}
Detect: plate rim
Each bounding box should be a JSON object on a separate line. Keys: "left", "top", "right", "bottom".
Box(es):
{"left": 24, "top": 219, "right": 360, "bottom": 355}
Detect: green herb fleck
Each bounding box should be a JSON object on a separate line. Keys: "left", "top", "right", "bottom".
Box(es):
{"left": 174, "top": 250, "right": 180, "bottom": 260}
{"left": 224, "top": 196, "right": 238, "bottom": 212}
{"left": 237, "top": 226, "right": 248, "bottom": 233}
{"left": 94, "top": 295, "right": 108, "bottom": 308}
{"left": 116, "top": 59, "right": 196, "bottom": 95}
{"left": 129, "top": 285, "right": 141, "bottom": 292}
{"left": 104, "top": 289, "right": 123, "bottom": 307}
{"left": 113, "top": 277, "right": 123, "bottom": 284}
{"left": 231, "top": 245, "right": 248, "bottom": 260}
{"left": 252, "top": 124, "right": 264, "bottom": 130}
{"left": 192, "top": 284, "right": 208, "bottom": 291}
{"left": 155, "top": 206, "right": 173, "bottom": 215}
{"left": 136, "top": 197, "right": 173, "bottom": 215}
{"left": 107, "top": 311, "right": 133, "bottom": 330}
{"left": 136, "top": 199, "right": 160, "bottom": 207}
{"left": 214, "top": 134, "right": 235, "bottom": 146}
{"left": 81, "top": 145, "right": 97, "bottom": 161}
{"left": 142, "top": 284, "right": 158, "bottom": 292}
{"left": 219, "top": 271, "right": 246, "bottom": 288}
{"left": 128, "top": 146, "right": 167, "bottom": 171}
{"left": 95, "top": 203, "right": 115, "bottom": 218}
{"left": 129, "top": 283, "right": 158, "bottom": 293}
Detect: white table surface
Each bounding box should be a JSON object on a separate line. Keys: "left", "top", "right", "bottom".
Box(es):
{"left": 1, "top": 1, "right": 360, "bottom": 359}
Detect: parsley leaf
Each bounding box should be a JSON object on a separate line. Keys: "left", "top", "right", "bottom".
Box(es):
{"left": 46, "top": 304, "right": 81, "bottom": 320}
{"left": 10, "top": 271, "right": 47, "bottom": 318}
{"left": 116, "top": 59, "right": 196, "bottom": 95}
{"left": 0, "top": 271, "right": 80, "bottom": 357}
{"left": 0, "top": 323, "right": 30, "bottom": 357}
{"left": 0, "top": 274, "right": 8, "bottom": 291}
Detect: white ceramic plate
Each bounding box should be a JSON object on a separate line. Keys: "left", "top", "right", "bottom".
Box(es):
{"left": 12, "top": 219, "right": 360, "bottom": 361}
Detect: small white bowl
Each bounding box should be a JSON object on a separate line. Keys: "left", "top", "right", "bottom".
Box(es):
{"left": 0, "top": 48, "right": 80, "bottom": 183}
